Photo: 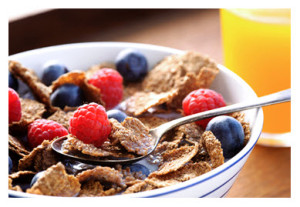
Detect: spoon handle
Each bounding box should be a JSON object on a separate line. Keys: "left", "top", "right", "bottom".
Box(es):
{"left": 152, "top": 88, "right": 291, "bottom": 139}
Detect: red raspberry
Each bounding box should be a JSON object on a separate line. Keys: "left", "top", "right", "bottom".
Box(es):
{"left": 69, "top": 103, "right": 111, "bottom": 147}
{"left": 88, "top": 68, "right": 123, "bottom": 110}
{"left": 28, "top": 119, "right": 68, "bottom": 148}
{"left": 9, "top": 88, "right": 22, "bottom": 124}
{"left": 182, "top": 89, "right": 226, "bottom": 128}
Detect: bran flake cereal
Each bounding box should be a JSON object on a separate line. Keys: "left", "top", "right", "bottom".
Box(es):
{"left": 9, "top": 134, "right": 30, "bottom": 157}
{"left": 8, "top": 51, "right": 251, "bottom": 197}
{"left": 76, "top": 166, "right": 126, "bottom": 188}
{"left": 150, "top": 143, "right": 199, "bottom": 176}
{"left": 18, "top": 140, "right": 59, "bottom": 171}
{"left": 62, "top": 135, "right": 135, "bottom": 158}
{"left": 9, "top": 61, "right": 52, "bottom": 109}
{"left": 47, "top": 110, "right": 74, "bottom": 129}
{"left": 9, "top": 98, "right": 46, "bottom": 134}
{"left": 26, "top": 162, "right": 81, "bottom": 196}
{"left": 145, "top": 162, "right": 211, "bottom": 188}
{"left": 202, "top": 131, "right": 224, "bottom": 169}
{"left": 110, "top": 117, "right": 154, "bottom": 156}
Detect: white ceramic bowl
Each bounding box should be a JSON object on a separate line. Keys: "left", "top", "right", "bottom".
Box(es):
{"left": 9, "top": 42, "right": 263, "bottom": 198}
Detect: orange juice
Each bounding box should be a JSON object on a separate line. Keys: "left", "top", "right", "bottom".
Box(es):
{"left": 220, "top": 9, "right": 291, "bottom": 135}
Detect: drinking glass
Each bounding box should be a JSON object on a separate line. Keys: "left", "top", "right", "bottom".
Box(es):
{"left": 220, "top": 9, "right": 291, "bottom": 146}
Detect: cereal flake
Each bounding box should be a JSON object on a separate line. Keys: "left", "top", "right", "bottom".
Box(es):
{"left": 110, "top": 117, "right": 154, "bottom": 156}
{"left": 123, "top": 180, "right": 156, "bottom": 194}
{"left": 26, "top": 162, "right": 81, "bottom": 196}
{"left": 150, "top": 143, "right": 199, "bottom": 176}
{"left": 62, "top": 135, "right": 134, "bottom": 158}
{"left": 145, "top": 162, "right": 211, "bottom": 188}
{"left": 18, "top": 140, "right": 59, "bottom": 171}
{"left": 202, "top": 131, "right": 224, "bottom": 169}
{"left": 9, "top": 134, "right": 30, "bottom": 157}
{"left": 76, "top": 166, "right": 126, "bottom": 188}
{"left": 9, "top": 98, "right": 46, "bottom": 134}
{"left": 9, "top": 61, "right": 52, "bottom": 109}
{"left": 47, "top": 110, "right": 74, "bottom": 129}
{"left": 123, "top": 91, "right": 176, "bottom": 116}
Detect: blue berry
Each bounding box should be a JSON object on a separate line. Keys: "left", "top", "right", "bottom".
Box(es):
{"left": 205, "top": 116, "right": 244, "bottom": 159}
{"left": 125, "top": 164, "right": 150, "bottom": 177}
{"left": 50, "top": 84, "right": 84, "bottom": 109}
{"left": 30, "top": 171, "right": 45, "bottom": 187}
{"left": 107, "top": 109, "right": 127, "bottom": 123}
{"left": 9, "top": 156, "right": 13, "bottom": 174}
{"left": 41, "top": 64, "right": 69, "bottom": 86}
{"left": 9, "top": 72, "right": 19, "bottom": 91}
{"left": 115, "top": 49, "right": 148, "bottom": 81}
{"left": 22, "top": 90, "right": 35, "bottom": 100}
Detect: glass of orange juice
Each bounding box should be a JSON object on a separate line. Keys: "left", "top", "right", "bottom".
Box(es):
{"left": 220, "top": 9, "right": 291, "bottom": 147}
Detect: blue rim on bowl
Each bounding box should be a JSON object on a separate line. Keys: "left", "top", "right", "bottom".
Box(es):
{"left": 8, "top": 42, "right": 264, "bottom": 198}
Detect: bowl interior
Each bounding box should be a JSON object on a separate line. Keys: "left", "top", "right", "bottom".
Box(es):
{"left": 9, "top": 42, "right": 263, "bottom": 198}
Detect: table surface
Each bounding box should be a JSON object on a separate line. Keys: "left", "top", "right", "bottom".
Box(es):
{"left": 9, "top": 9, "right": 291, "bottom": 198}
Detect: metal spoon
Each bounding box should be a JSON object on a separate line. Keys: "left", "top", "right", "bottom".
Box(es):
{"left": 52, "top": 89, "right": 291, "bottom": 165}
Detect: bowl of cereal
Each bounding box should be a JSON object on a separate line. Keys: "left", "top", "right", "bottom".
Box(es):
{"left": 8, "top": 42, "right": 263, "bottom": 198}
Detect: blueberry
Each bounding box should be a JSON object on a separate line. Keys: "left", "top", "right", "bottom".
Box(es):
{"left": 205, "top": 116, "right": 244, "bottom": 159}
{"left": 107, "top": 109, "right": 127, "bottom": 123}
{"left": 125, "top": 164, "right": 150, "bottom": 177}
{"left": 9, "top": 156, "right": 13, "bottom": 174}
{"left": 22, "top": 90, "right": 35, "bottom": 100}
{"left": 9, "top": 72, "right": 18, "bottom": 91}
{"left": 19, "top": 135, "right": 29, "bottom": 147}
{"left": 50, "top": 84, "right": 84, "bottom": 109}
{"left": 30, "top": 171, "right": 45, "bottom": 187}
{"left": 41, "top": 64, "right": 69, "bottom": 86}
{"left": 115, "top": 49, "right": 148, "bottom": 81}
